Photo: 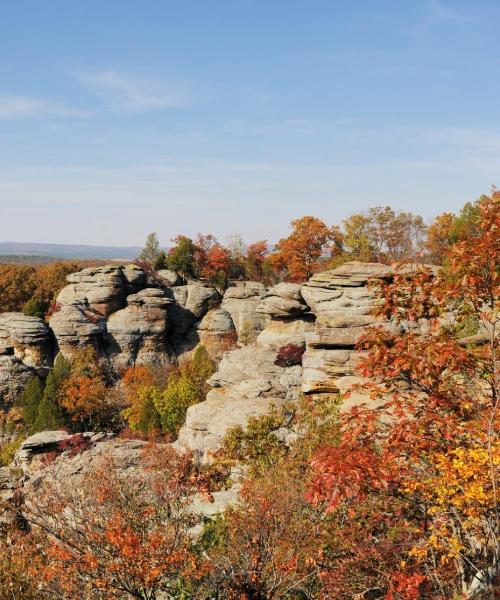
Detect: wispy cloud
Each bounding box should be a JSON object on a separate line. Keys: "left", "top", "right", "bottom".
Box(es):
{"left": 427, "top": 0, "right": 480, "bottom": 24}
{"left": 0, "top": 95, "right": 89, "bottom": 120}
{"left": 75, "top": 70, "right": 191, "bottom": 114}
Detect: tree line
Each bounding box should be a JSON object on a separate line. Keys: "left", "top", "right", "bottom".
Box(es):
{"left": 0, "top": 193, "right": 493, "bottom": 319}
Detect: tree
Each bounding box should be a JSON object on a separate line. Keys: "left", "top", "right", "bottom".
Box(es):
{"left": 21, "top": 298, "right": 46, "bottom": 319}
{"left": 307, "top": 194, "right": 500, "bottom": 597}
{"left": 153, "top": 250, "right": 167, "bottom": 271}
{"left": 0, "top": 265, "right": 36, "bottom": 312}
{"left": 24, "top": 445, "right": 207, "bottom": 600}
{"left": 34, "top": 354, "right": 70, "bottom": 432}
{"left": 17, "top": 376, "right": 44, "bottom": 433}
{"left": 342, "top": 206, "right": 426, "bottom": 263}
{"left": 60, "top": 348, "right": 109, "bottom": 431}
{"left": 139, "top": 232, "right": 161, "bottom": 265}
{"left": 166, "top": 235, "right": 197, "bottom": 279}
{"left": 245, "top": 240, "right": 269, "bottom": 281}
{"left": 270, "top": 216, "right": 336, "bottom": 281}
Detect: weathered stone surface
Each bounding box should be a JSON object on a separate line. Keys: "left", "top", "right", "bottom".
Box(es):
{"left": 222, "top": 281, "right": 270, "bottom": 338}
{"left": 303, "top": 262, "right": 394, "bottom": 289}
{"left": 0, "top": 313, "right": 52, "bottom": 367}
{"left": 256, "top": 316, "right": 315, "bottom": 349}
{"left": 106, "top": 288, "right": 172, "bottom": 368}
{"left": 165, "top": 282, "right": 219, "bottom": 340}
{"left": 0, "top": 355, "right": 35, "bottom": 408}
{"left": 257, "top": 283, "right": 309, "bottom": 317}
{"left": 175, "top": 387, "right": 290, "bottom": 462}
{"left": 302, "top": 348, "right": 365, "bottom": 393}
{"left": 196, "top": 308, "right": 236, "bottom": 359}
{"left": 156, "top": 269, "right": 183, "bottom": 287}
{"left": 50, "top": 299, "right": 106, "bottom": 357}
{"left": 60, "top": 265, "right": 130, "bottom": 316}
{"left": 208, "top": 345, "right": 301, "bottom": 395}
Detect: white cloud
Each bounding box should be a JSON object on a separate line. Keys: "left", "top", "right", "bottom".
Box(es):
{"left": 428, "top": 0, "right": 479, "bottom": 24}
{"left": 75, "top": 70, "right": 191, "bottom": 114}
{"left": 0, "top": 95, "right": 89, "bottom": 120}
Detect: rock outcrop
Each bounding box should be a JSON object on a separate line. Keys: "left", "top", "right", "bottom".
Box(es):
{"left": 106, "top": 288, "right": 172, "bottom": 368}
{"left": 222, "top": 282, "right": 269, "bottom": 339}
{"left": 196, "top": 308, "right": 236, "bottom": 359}
{"left": 257, "top": 282, "right": 309, "bottom": 318}
{"left": 0, "top": 355, "right": 35, "bottom": 409}
{"left": 0, "top": 313, "right": 52, "bottom": 368}
{"left": 301, "top": 262, "right": 401, "bottom": 406}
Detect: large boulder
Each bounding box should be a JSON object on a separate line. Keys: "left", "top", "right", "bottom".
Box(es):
{"left": 106, "top": 288, "right": 172, "bottom": 369}
{"left": 257, "top": 283, "right": 309, "bottom": 318}
{"left": 49, "top": 299, "right": 106, "bottom": 358}
{"left": 165, "top": 282, "right": 219, "bottom": 341}
{"left": 0, "top": 313, "right": 52, "bottom": 368}
{"left": 196, "top": 308, "right": 236, "bottom": 359}
{"left": 56, "top": 265, "right": 147, "bottom": 317}
{"left": 222, "top": 281, "right": 270, "bottom": 339}
{"left": 256, "top": 316, "right": 315, "bottom": 349}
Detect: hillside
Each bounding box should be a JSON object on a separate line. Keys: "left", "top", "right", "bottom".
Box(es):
{"left": 0, "top": 242, "right": 143, "bottom": 260}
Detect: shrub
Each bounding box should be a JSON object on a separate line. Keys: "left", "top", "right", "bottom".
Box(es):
{"left": 17, "top": 376, "right": 44, "bottom": 433}
{"left": 22, "top": 298, "right": 47, "bottom": 319}
{"left": 274, "top": 343, "right": 305, "bottom": 367}
{"left": 0, "top": 435, "right": 24, "bottom": 467}
{"left": 34, "top": 354, "right": 70, "bottom": 432}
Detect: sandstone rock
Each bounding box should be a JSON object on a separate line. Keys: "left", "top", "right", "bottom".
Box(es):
{"left": 106, "top": 288, "right": 172, "bottom": 368}
{"left": 208, "top": 345, "right": 301, "bottom": 396}
{"left": 0, "top": 313, "right": 52, "bottom": 368}
{"left": 175, "top": 386, "right": 290, "bottom": 461}
{"left": 166, "top": 282, "right": 219, "bottom": 340}
{"left": 222, "top": 281, "right": 270, "bottom": 338}
{"left": 302, "top": 348, "right": 365, "bottom": 393}
{"left": 196, "top": 308, "right": 236, "bottom": 359}
{"left": 60, "top": 265, "right": 131, "bottom": 316}
{"left": 256, "top": 316, "right": 315, "bottom": 349}
{"left": 49, "top": 299, "right": 106, "bottom": 357}
{"left": 304, "top": 262, "right": 394, "bottom": 289}
{"left": 156, "top": 269, "right": 183, "bottom": 287}
{"left": 0, "top": 355, "right": 35, "bottom": 408}
{"left": 257, "top": 283, "right": 309, "bottom": 317}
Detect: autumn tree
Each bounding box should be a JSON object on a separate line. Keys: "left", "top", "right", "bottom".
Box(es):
{"left": 24, "top": 445, "right": 208, "bottom": 600}
{"left": 270, "top": 216, "right": 336, "bottom": 281}
{"left": 245, "top": 240, "right": 269, "bottom": 281}
{"left": 59, "top": 348, "right": 111, "bottom": 431}
{"left": 308, "top": 194, "right": 500, "bottom": 597}
{"left": 341, "top": 206, "right": 426, "bottom": 263}
{"left": 0, "top": 264, "right": 36, "bottom": 312}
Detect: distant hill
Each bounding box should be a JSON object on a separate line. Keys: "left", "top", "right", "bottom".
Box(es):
{"left": 0, "top": 242, "right": 142, "bottom": 261}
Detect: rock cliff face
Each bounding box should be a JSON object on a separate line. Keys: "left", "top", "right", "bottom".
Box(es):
{"left": 176, "top": 262, "right": 403, "bottom": 461}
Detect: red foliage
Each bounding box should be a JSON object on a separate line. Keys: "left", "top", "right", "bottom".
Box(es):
{"left": 274, "top": 343, "right": 305, "bottom": 367}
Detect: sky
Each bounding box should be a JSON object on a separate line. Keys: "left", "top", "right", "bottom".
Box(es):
{"left": 1, "top": 0, "right": 499, "bottom": 246}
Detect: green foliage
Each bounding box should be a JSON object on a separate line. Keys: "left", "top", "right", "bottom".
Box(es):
{"left": 139, "top": 232, "right": 161, "bottom": 265}
{"left": 153, "top": 250, "right": 168, "bottom": 271}
{"left": 153, "top": 375, "right": 199, "bottom": 437}
{"left": 0, "top": 435, "right": 24, "bottom": 467}
{"left": 137, "top": 393, "right": 161, "bottom": 434}
{"left": 222, "top": 412, "right": 289, "bottom": 472}
{"left": 196, "top": 516, "right": 229, "bottom": 552}
{"left": 34, "top": 354, "right": 70, "bottom": 432}
{"left": 166, "top": 236, "right": 197, "bottom": 279}
{"left": 22, "top": 298, "right": 48, "bottom": 319}
{"left": 17, "top": 376, "right": 44, "bottom": 433}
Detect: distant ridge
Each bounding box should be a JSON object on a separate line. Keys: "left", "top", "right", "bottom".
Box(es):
{"left": 0, "top": 242, "right": 142, "bottom": 260}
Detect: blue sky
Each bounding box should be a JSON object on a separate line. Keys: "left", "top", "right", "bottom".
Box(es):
{"left": 1, "top": 0, "right": 499, "bottom": 246}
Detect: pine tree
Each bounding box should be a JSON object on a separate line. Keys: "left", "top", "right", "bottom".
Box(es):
{"left": 34, "top": 354, "right": 70, "bottom": 432}
{"left": 18, "top": 375, "right": 44, "bottom": 433}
